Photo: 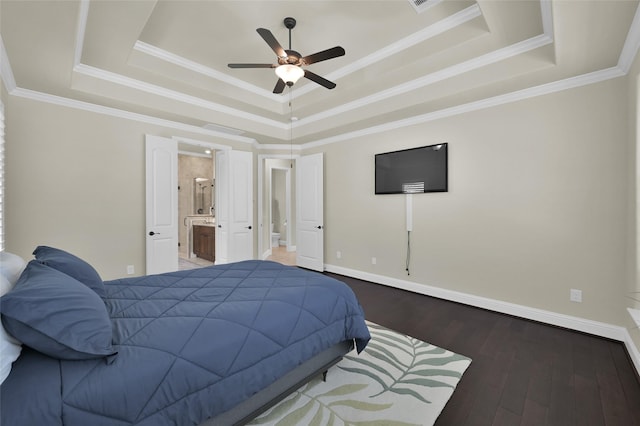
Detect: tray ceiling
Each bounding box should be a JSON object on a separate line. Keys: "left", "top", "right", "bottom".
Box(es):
{"left": 1, "top": 0, "right": 638, "bottom": 146}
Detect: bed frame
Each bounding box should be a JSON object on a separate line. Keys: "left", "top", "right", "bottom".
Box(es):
{"left": 200, "top": 340, "right": 354, "bottom": 425}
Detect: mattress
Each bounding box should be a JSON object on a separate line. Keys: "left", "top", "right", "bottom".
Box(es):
{"left": 1, "top": 260, "right": 370, "bottom": 425}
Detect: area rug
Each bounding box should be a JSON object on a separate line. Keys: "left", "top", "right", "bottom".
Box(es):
{"left": 248, "top": 321, "right": 472, "bottom": 426}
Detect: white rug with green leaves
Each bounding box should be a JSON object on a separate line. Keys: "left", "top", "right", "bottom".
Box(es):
{"left": 248, "top": 321, "right": 472, "bottom": 426}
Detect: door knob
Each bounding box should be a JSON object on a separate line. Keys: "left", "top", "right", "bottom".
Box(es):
{"left": 148, "top": 231, "right": 160, "bottom": 236}
{"left": 246, "top": 226, "right": 252, "bottom": 230}
{"left": 317, "top": 225, "right": 323, "bottom": 229}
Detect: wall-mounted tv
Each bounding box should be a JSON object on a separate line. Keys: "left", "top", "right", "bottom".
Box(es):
{"left": 375, "top": 143, "right": 448, "bottom": 194}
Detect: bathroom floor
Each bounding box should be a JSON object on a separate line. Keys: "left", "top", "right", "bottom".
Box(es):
{"left": 178, "top": 247, "right": 296, "bottom": 271}
{"left": 266, "top": 246, "right": 296, "bottom": 266}
{"left": 178, "top": 254, "right": 214, "bottom": 271}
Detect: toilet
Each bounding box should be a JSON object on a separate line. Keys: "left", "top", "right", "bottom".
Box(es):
{"left": 271, "top": 224, "right": 280, "bottom": 248}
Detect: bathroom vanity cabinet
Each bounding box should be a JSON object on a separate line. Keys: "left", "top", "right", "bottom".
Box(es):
{"left": 193, "top": 224, "right": 215, "bottom": 262}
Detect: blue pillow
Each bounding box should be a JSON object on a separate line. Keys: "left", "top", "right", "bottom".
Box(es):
{"left": 33, "top": 246, "right": 105, "bottom": 297}
{"left": 0, "top": 261, "right": 116, "bottom": 360}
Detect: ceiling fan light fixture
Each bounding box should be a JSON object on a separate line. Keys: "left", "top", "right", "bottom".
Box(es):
{"left": 275, "top": 64, "right": 304, "bottom": 84}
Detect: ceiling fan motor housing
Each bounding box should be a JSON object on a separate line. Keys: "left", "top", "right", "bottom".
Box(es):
{"left": 284, "top": 17, "right": 296, "bottom": 30}
{"left": 280, "top": 50, "right": 302, "bottom": 65}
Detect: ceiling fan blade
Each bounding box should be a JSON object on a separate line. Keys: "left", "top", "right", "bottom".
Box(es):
{"left": 228, "top": 63, "right": 275, "bottom": 69}
{"left": 273, "top": 79, "right": 286, "bottom": 94}
{"left": 301, "top": 46, "right": 345, "bottom": 66}
{"left": 257, "top": 28, "right": 286, "bottom": 58}
{"left": 304, "top": 70, "right": 336, "bottom": 89}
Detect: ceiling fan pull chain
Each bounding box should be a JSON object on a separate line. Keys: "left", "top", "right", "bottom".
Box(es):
{"left": 289, "top": 92, "right": 294, "bottom": 168}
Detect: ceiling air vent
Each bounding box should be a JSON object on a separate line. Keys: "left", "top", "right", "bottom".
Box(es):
{"left": 408, "top": 0, "right": 444, "bottom": 14}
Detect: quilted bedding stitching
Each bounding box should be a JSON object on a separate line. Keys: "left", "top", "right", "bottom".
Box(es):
{"left": 59, "top": 261, "right": 369, "bottom": 425}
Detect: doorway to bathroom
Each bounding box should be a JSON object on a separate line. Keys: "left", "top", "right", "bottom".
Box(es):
{"left": 177, "top": 145, "right": 216, "bottom": 270}
{"left": 146, "top": 135, "right": 253, "bottom": 274}
{"left": 259, "top": 156, "right": 297, "bottom": 265}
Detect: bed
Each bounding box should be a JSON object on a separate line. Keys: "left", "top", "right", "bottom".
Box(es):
{"left": 0, "top": 248, "right": 370, "bottom": 426}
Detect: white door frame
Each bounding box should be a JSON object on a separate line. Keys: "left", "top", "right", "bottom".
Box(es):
{"left": 170, "top": 137, "right": 231, "bottom": 264}
{"left": 257, "top": 154, "right": 299, "bottom": 260}
{"left": 270, "top": 166, "right": 292, "bottom": 251}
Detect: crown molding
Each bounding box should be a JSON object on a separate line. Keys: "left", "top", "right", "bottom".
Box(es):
{"left": 132, "top": 4, "right": 482, "bottom": 105}
{"left": 10, "top": 87, "right": 256, "bottom": 144}
{"left": 1, "top": 62, "right": 629, "bottom": 153}
{"left": 297, "top": 33, "right": 553, "bottom": 128}
{"left": 0, "top": 36, "right": 16, "bottom": 92}
{"left": 302, "top": 66, "right": 625, "bottom": 150}
{"left": 73, "top": 63, "right": 288, "bottom": 130}
{"left": 68, "top": 0, "right": 552, "bottom": 136}
{"left": 73, "top": 0, "right": 90, "bottom": 67}
{"left": 133, "top": 41, "right": 280, "bottom": 102}
{"left": 2, "top": 2, "right": 636, "bottom": 151}
{"left": 618, "top": 1, "right": 640, "bottom": 73}
{"left": 291, "top": 3, "right": 483, "bottom": 99}
{"left": 540, "top": 0, "right": 554, "bottom": 39}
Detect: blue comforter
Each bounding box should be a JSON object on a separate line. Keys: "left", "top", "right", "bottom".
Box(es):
{"left": 1, "top": 260, "right": 370, "bottom": 425}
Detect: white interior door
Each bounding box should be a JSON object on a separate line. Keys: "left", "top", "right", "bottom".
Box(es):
{"left": 296, "top": 153, "right": 324, "bottom": 271}
{"left": 229, "top": 150, "right": 253, "bottom": 261}
{"left": 145, "top": 135, "right": 178, "bottom": 274}
{"left": 215, "top": 149, "right": 229, "bottom": 264}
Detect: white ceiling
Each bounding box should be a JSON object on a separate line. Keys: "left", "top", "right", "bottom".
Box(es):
{"left": 1, "top": 0, "right": 639, "bottom": 147}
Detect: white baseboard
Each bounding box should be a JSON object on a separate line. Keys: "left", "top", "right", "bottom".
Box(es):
{"left": 623, "top": 329, "right": 640, "bottom": 376}
{"left": 325, "top": 263, "right": 640, "bottom": 376}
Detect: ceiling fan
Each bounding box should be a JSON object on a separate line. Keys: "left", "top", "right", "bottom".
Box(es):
{"left": 228, "top": 17, "right": 345, "bottom": 94}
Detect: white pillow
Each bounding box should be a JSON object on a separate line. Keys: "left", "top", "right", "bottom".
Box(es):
{"left": 0, "top": 253, "right": 25, "bottom": 384}
{"left": 0, "top": 305, "right": 22, "bottom": 383}
{"left": 0, "top": 251, "right": 27, "bottom": 286}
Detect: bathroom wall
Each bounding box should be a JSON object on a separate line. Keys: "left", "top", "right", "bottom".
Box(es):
{"left": 272, "top": 168, "right": 287, "bottom": 243}
{"left": 178, "top": 153, "right": 214, "bottom": 257}
{"left": 263, "top": 158, "right": 296, "bottom": 254}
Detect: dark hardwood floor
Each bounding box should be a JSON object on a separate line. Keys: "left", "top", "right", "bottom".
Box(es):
{"left": 327, "top": 272, "right": 640, "bottom": 426}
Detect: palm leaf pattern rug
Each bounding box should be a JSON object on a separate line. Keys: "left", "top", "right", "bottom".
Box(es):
{"left": 248, "top": 321, "right": 471, "bottom": 426}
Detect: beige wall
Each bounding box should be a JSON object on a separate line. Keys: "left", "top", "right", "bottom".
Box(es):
{"left": 5, "top": 95, "right": 250, "bottom": 279}
{"left": 627, "top": 51, "right": 640, "bottom": 352}
{"left": 308, "top": 77, "right": 629, "bottom": 327}
{"left": 3, "top": 65, "right": 635, "bottom": 335}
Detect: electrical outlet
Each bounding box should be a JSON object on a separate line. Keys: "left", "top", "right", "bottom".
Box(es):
{"left": 336, "top": 251, "right": 341, "bottom": 259}
{"left": 570, "top": 289, "right": 582, "bottom": 303}
{"left": 127, "top": 265, "right": 135, "bottom": 275}
{"left": 372, "top": 257, "right": 377, "bottom": 265}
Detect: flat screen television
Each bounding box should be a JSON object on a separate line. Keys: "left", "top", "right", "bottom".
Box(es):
{"left": 375, "top": 143, "right": 448, "bottom": 194}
